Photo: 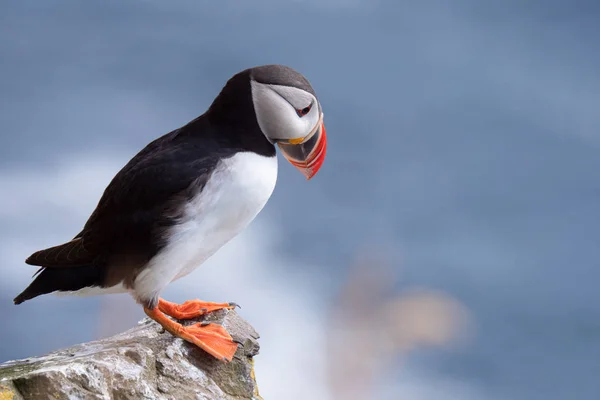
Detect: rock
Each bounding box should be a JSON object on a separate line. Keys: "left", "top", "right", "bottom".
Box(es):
{"left": 0, "top": 310, "right": 262, "bottom": 400}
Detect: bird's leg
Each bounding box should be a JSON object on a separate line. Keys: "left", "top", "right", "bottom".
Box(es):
{"left": 144, "top": 306, "right": 238, "bottom": 362}
{"left": 158, "top": 298, "right": 238, "bottom": 320}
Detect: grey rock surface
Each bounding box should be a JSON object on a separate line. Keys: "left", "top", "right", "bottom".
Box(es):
{"left": 0, "top": 309, "right": 262, "bottom": 400}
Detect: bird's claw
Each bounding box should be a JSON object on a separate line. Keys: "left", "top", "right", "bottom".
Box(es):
{"left": 228, "top": 302, "right": 241, "bottom": 309}
{"left": 233, "top": 338, "right": 245, "bottom": 346}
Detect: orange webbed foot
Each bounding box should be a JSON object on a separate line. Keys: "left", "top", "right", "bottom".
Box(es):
{"left": 158, "top": 298, "right": 239, "bottom": 320}
{"left": 144, "top": 306, "right": 240, "bottom": 362}
{"left": 178, "top": 321, "right": 240, "bottom": 361}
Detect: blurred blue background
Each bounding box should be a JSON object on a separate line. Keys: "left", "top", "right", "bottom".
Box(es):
{"left": 1, "top": 1, "right": 599, "bottom": 399}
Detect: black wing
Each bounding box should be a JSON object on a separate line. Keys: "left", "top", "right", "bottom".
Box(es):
{"left": 26, "top": 128, "right": 224, "bottom": 268}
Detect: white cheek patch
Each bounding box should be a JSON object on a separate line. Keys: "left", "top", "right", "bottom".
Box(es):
{"left": 251, "top": 81, "right": 319, "bottom": 142}
{"left": 269, "top": 85, "right": 315, "bottom": 111}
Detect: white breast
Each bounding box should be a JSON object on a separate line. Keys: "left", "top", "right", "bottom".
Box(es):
{"left": 132, "top": 152, "right": 278, "bottom": 304}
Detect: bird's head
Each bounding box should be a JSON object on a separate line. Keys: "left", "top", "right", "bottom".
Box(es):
{"left": 248, "top": 65, "right": 327, "bottom": 180}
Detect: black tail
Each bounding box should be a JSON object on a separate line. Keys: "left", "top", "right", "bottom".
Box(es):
{"left": 14, "top": 265, "right": 103, "bottom": 305}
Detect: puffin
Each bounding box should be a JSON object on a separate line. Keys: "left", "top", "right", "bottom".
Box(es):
{"left": 13, "top": 64, "right": 327, "bottom": 362}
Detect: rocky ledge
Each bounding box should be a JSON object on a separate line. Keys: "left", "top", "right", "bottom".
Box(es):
{"left": 0, "top": 310, "right": 262, "bottom": 400}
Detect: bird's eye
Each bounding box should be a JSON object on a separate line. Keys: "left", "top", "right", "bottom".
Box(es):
{"left": 297, "top": 105, "right": 312, "bottom": 117}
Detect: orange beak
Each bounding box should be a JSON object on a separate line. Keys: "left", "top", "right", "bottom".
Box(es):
{"left": 277, "top": 122, "right": 327, "bottom": 180}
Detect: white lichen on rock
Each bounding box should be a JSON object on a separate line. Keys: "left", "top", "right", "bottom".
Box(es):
{"left": 0, "top": 310, "right": 262, "bottom": 400}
